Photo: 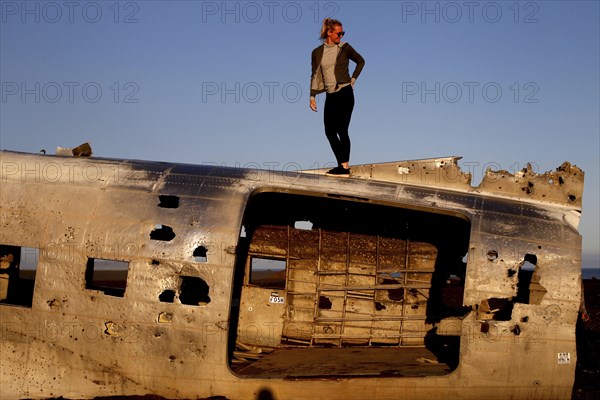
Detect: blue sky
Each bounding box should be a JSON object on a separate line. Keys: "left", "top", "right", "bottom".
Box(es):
{"left": 1, "top": 0, "right": 598, "bottom": 270}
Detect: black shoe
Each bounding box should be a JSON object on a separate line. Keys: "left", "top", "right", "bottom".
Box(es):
{"left": 326, "top": 166, "right": 350, "bottom": 176}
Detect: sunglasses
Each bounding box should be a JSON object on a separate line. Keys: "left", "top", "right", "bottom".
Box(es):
{"left": 336, "top": 31, "right": 346, "bottom": 38}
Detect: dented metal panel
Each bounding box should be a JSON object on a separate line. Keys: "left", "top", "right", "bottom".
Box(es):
{"left": 0, "top": 150, "right": 585, "bottom": 399}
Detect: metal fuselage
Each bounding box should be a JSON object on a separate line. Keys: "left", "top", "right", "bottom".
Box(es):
{"left": 0, "top": 151, "right": 584, "bottom": 399}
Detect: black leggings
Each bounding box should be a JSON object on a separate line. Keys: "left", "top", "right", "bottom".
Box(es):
{"left": 324, "top": 85, "right": 355, "bottom": 165}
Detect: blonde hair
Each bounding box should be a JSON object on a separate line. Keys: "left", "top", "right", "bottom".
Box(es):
{"left": 320, "top": 17, "right": 342, "bottom": 40}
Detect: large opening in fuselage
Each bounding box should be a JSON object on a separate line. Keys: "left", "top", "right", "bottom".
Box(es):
{"left": 229, "top": 191, "right": 470, "bottom": 378}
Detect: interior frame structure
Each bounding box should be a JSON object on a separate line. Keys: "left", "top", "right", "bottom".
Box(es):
{"left": 228, "top": 191, "right": 471, "bottom": 378}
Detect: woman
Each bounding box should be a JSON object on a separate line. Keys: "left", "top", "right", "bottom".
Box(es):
{"left": 310, "top": 17, "right": 365, "bottom": 176}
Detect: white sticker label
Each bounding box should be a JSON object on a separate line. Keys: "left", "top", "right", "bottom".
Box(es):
{"left": 269, "top": 296, "right": 285, "bottom": 304}
{"left": 557, "top": 352, "right": 570, "bottom": 365}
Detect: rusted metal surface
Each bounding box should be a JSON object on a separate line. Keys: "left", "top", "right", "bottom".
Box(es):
{"left": 0, "top": 150, "right": 585, "bottom": 399}
{"left": 318, "top": 156, "right": 584, "bottom": 207}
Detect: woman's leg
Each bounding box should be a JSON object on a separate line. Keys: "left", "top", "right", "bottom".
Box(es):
{"left": 324, "top": 92, "right": 344, "bottom": 165}
{"left": 336, "top": 86, "right": 355, "bottom": 167}
{"left": 324, "top": 86, "right": 355, "bottom": 167}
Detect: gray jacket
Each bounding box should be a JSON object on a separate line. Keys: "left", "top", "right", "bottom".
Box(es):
{"left": 310, "top": 42, "right": 365, "bottom": 97}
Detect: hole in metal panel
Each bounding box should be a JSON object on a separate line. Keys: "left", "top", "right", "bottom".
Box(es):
{"left": 229, "top": 192, "right": 471, "bottom": 378}
{"left": 193, "top": 246, "right": 208, "bottom": 263}
{"left": 249, "top": 257, "right": 286, "bottom": 290}
{"left": 487, "top": 298, "right": 514, "bottom": 321}
{"left": 318, "top": 295, "right": 332, "bottom": 310}
{"left": 294, "top": 220, "right": 313, "bottom": 230}
{"left": 515, "top": 253, "right": 546, "bottom": 305}
{"left": 150, "top": 225, "right": 176, "bottom": 241}
{"left": 85, "top": 258, "right": 129, "bottom": 297}
{"left": 179, "top": 276, "right": 211, "bottom": 305}
{"left": 0, "top": 245, "right": 39, "bottom": 307}
{"left": 487, "top": 250, "right": 499, "bottom": 261}
{"left": 158, "top": 195, "right": 180, "bottom": 209}
{"left": 159, "top": 289, "right": 176, "bottom": 303}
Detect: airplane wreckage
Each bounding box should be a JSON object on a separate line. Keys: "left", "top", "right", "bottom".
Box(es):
{"left": 0, "top": 148, "right": 586, "bottom": 399}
